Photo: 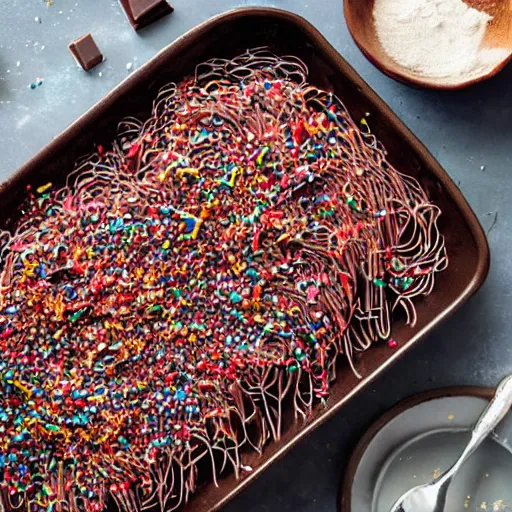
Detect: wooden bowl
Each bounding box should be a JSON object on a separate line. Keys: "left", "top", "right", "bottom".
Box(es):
{"left": 344, "top": 0, "right": 512, "bottom": 89}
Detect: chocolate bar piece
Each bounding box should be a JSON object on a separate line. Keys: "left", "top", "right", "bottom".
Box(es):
{"left": 120, "top": 0, "right": 174, "bottom": 31}
{"left": 69, "top": 34, "right": 103, "bottom": 71}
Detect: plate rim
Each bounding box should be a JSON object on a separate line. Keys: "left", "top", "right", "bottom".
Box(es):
{"left": 338, "top": 386, "right": 495, "bottom": 512}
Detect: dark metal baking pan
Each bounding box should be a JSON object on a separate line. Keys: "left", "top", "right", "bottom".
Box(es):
{"left": 1, "top": 8, "right": 490, "bottom": 511}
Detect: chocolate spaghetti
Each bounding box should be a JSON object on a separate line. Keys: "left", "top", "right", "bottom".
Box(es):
{"left": 0, "top": 49, "right": 447, "bottom": 512}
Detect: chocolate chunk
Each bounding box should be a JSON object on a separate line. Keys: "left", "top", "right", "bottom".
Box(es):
{"left": 120, "top": 0, "right": 174, "bottom": 31}
{"left": 68, "top": 34, "right": 103, "bottom": 71}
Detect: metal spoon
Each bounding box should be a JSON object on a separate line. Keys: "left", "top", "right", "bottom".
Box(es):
{"left": 390, "top": 375, "right": 512, "bottom": 512}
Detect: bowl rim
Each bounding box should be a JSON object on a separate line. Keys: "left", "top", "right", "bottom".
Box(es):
{"left": 338, "top": 386, "right": 497, "bottom": 511}
{"left": 343, "top": 0, "right": 512, "bottom": 90}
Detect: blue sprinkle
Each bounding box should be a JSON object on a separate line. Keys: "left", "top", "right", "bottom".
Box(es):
{"left": 174, "top": 389, "right": 186, "bottom": 402}
{"left": 183, "top": 217, "right": 196, "bottom": 233}
{"left": 63, "top": 285, "right": 77, "bottom": 300}
{"left": 229, "top": 291, "right": 243, "bottom": 304}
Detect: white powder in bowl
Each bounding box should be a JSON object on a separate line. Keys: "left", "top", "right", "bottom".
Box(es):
{"left": 373, "top": 0, "right": 510, "bottom": 84}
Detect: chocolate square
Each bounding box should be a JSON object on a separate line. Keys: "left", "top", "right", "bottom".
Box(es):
{"left": 120, "top": 0, "right": 174, "bottom": 31}
{"left": 69, "top": 34, "right": 103, "bottom": 71}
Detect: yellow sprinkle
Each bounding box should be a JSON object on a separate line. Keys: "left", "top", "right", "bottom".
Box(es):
{"left": 176, "top": 167, "right": 199, "bottom": 180}
{"left": 36, "top": 182, "right": 52, "bottom": 194}
{"left": 23, "top": 259, "right": 38, "bottom": 275}
{"left": 14, "top": 380, "right": 32, "bottom": 398}
{"left": 234, "top": 261, "right": 246, "bottom": 274}
{"left": 256, "top": 148, "right": 269, "bottom": 167}
{"left": 276, "top": 233, "right": 291, "bottom": 244}
{"left": 158, "top": 165, "right": 174, "bottom": 182}
{"left": 228, "top": 167, "right": 242, "bottom": 187}
{"left": 53, "top": 295, "right": 65, "bottom": 321}
{"left": 190, "top": 219, "right": 203, "bottom": 240}
{"left": 305, "top": 122, "right": 319, "bottom": 136}
{"left": 162, "top": 240, "right": 171, "bottom": 250}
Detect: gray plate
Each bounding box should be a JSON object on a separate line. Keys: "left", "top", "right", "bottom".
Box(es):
{"left": 345, "top": 392, "right": 512, "bottom": 512}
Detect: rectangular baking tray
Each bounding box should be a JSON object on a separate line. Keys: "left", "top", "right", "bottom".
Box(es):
{"left": 2, "top": 8, "right": 490, "bottom": 511}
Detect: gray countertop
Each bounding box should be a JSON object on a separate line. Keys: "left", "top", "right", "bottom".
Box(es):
{"left": 1, "top": 1, "right": 511, "bottom": 511}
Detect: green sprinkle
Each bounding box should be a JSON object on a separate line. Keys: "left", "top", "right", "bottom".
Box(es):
{"left": 391, "top": 258, "right": 404, "bottom": 271}
{"left": 146, "top": 304, "right": 163, "bottom": 314}
{"left": 70, "top": 309, "right": 86, "bottom": 323}
{"left": 402, "top": 277, "right": 414, "bottom": 290}
{"left": 346, "top": 196, "right": 358, "bottom": 210}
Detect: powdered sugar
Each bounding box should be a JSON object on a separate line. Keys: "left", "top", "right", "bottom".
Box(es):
{"left": 373, "top": 0, "right": 509, "bottom": 85}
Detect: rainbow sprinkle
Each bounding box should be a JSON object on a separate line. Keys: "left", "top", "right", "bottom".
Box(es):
{"left": 0, "top": 49, "right": 447, "bottom": 511}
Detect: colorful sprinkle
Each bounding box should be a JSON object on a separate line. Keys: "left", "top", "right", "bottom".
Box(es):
{"left": 0, "top": 49, "right": 447, "bottom": 512}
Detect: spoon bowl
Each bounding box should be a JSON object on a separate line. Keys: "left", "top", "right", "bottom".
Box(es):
{"left": 389, "top": 375, "right": 512, "bottom": 512}
{"left": 344, "top": 0, "right": 512, "bottom": 89}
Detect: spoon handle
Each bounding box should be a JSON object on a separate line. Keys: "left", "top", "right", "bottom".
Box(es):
{"left": 443, "top": 375, "right": 512, "bottom": 480}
